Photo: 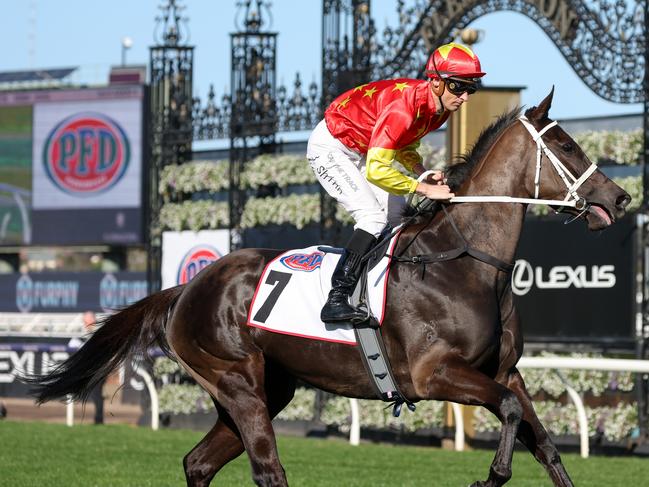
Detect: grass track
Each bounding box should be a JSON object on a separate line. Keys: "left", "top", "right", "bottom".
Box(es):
{"left": 1, "top": 421, "right": 647, "bottom": 486}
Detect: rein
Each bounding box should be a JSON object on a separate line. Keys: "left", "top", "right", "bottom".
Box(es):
{"left": 359, "top": 199, "right": 513, "bottom": 280}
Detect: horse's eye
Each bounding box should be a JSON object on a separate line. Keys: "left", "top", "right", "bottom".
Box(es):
{"left": 562, "top": 142, "right": 574, "bottom": 152}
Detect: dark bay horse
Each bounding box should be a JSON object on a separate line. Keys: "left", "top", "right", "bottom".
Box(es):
{"left": 29, "top": 90, "right": 630, "bottom": 487}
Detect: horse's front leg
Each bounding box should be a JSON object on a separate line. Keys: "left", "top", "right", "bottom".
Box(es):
{"left": 503, "top": 368, "right": 574, "bottom": 487}
{"left": 411, "top": 353, "right": 522, "bottom": 487}
{"left": 496, "top": 290, "right": 573, "bottom": 486}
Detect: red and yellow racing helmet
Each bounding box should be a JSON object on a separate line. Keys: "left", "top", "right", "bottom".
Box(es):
{"left": 425, "top": 43, "right": 486, "bottom": 80}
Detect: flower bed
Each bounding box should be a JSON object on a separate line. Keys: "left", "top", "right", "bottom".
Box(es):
{"left": 157, "top": 129, "right": 643, "bottom": 230}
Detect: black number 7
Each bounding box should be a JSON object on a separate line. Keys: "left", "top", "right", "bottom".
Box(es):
{"left": 253, "top": 270, "right": 292, "bottom": 323}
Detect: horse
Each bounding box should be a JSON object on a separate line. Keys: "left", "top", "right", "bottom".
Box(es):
{"left": 27, "top": 89, "right": 630, "bottom": 487}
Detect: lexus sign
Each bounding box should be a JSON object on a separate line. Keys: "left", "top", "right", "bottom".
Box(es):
{"left": 512, "top": 215, "right": 635, "bottom": 344}
{"left": 512, "top": 260, "right": 616, "bottom": 296}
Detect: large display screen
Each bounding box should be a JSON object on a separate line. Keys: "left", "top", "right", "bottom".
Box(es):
{"left": 0, "top": 86, "right": 145, "bottom": 246}
{"left": 0, "top": 105, "right": 32, "bottom": 245}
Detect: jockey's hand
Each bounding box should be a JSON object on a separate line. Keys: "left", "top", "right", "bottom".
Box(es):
{"left": 424, "top": 170, "right": 446, "bottom": 185}
{"left": 415, "top": 181, "right": 454, "bottom": 200}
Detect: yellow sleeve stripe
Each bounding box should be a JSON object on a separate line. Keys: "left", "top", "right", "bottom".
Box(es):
{"left": 367, "top": 147, "right": 396, "bottom": 162}
{"left": 366, "top": 147, "right": 418, "bottom": 195}
{"left": 395, "top": 149, "right": 422, "bottom": 172}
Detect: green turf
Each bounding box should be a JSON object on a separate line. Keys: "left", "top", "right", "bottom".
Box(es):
{"left": 0, "top": 421, "right": 647, "bottom": 486}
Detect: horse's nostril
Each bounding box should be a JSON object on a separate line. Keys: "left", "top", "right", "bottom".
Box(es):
{"left": 616, "top": 193, "right": 631, "bottom": 209}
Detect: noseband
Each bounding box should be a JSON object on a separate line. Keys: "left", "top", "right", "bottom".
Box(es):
{"left": 448, "top": 116, "right": 598, "bottom": 210}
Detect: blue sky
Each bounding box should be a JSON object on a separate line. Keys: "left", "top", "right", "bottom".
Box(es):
{"left": 2, "top": 1, "right": 643, "bottom": 122}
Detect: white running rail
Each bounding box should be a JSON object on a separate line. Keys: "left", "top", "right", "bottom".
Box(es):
{"left": 347, "top": 357, "right": 649, "bottom": 457}
{"left": 517, "top": 356, "right": 649, "bottom": 458}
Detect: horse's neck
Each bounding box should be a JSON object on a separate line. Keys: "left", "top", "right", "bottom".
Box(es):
{"left": 446, "top": 198, "right": 526, "bottom": 265}
{"left": 420, "top": 134, "right": 532, "bottom": 265}
{"left": 450, "top": 133, "right": 532, "bottom": 264}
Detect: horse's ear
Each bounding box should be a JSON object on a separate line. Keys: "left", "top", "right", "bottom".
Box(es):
{"left": 525, "top": 86, "right": 554, "bottom": 122}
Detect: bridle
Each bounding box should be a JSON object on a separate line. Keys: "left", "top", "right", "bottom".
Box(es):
{"left": 520, "top": 116, "right": 598, "bottom": 210}
{"left": 448, "top": 116, "right": 599, "bottom": 212}
{"left": 377, "top": 116, "right": 602, "bottom": 278}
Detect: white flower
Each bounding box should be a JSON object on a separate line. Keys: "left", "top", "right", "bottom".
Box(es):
{"left": 574, "top": 129, "right": 642, "bottom": 165}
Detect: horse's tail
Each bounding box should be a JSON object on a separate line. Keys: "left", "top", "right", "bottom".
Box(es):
{"left": 25, "top": 285, "right": 184, "bottom": 404}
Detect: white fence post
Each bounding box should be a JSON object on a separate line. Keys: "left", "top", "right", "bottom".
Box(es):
{"left": 451, "top": 403, "right": 465, "bottom": 451}
{"left": 132, "top": 361, "right": 159, "bottom": 431}
{"left": 349, "top": 398, "right": 360, "bottom": 445}
{"left": 555, "top": 371, "right": 589, "bottom": 458}
{"left": 66, "top": 394, "right": 74, "bottom": 426}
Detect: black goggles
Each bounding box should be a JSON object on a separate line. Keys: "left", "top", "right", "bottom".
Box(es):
{"left": 445, "top": 78, "right": 478, "bottom": 96}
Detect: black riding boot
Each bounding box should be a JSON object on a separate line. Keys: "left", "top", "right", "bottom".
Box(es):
{"left": 321, "top": 229, "right": 377, "bottom": 323}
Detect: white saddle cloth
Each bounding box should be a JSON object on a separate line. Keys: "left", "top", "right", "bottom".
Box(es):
{"left": 247, "top": 233, "right": 400, "bottom": 345}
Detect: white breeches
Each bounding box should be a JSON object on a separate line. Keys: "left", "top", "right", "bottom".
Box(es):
{"left": 306, "top": 120, "right": 406, "bottom": 238}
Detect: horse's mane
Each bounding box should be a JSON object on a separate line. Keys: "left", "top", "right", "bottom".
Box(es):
{"left": 445, "top": 106, "right": 522, "bottom": 190}
{"left": 402, "top": 106, "right": 522, "bottom": 221}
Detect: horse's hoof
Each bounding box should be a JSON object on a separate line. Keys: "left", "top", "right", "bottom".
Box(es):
{"left": 469, "top": 482, "right": 488, "bottom": 487}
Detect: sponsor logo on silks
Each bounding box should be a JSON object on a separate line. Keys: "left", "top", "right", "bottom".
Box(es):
{"left": 42, "top": 112, "right": 130, "bottom": 195}
{"left": 177, "top": 245, "right": 222, "bottom": 285}
{"left": 280, "top": 252, "right": 324, "bottom": 272}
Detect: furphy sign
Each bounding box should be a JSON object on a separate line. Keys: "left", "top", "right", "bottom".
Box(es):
{"left": 512, "top": 216, "right": 635, "bottom": 342}
{"left": 42, "top": 112, "right": 130, "bottom": 195}
{"left": 99, "top": 273, "right": 148, "bottom": 312}
{"left": 15, "top": 274, "right": 79, "bottom": 312}
{"left": 0, "top": 272, "right": 146, "bottom": 312}
{"left": 512, "top": 260, "right": 616, "bottom": 296}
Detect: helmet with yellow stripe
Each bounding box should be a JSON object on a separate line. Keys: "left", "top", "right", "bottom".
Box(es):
{"left": 425, "top": 42, "right": 486, "bottom": 80}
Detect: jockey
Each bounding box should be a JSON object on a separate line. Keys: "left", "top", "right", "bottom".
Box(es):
{"left": 307, "top": 42, "right": 486, "bottom": 324}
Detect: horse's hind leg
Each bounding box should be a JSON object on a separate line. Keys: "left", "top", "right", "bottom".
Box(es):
{"left": 183, "top": 363, "right": 297, "bottom": 486}
{"left": 412, "top": 354, "right": 522, "bottom": 487}
{"left": 504, "top": 368, "right": 573, "bottom": 487}
{"left": 212, "top": 353, "right": 292, "bottom": 486}
{"left": 183, "top": 406, "right": 244, "bottom": 487}
{"left": 174, "top": 345, "right": 291, "bottom": 487}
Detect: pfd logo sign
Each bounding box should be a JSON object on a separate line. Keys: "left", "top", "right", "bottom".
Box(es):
{"left": 177, "top": 246, "right": 221, "bottom": 285}
{"left": 42, "top": 113, "right": 130, "bottom": 195}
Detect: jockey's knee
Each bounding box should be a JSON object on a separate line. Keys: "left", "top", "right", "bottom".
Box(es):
{"left": 353, "top": 212, "right": 387, "bottom": 239}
